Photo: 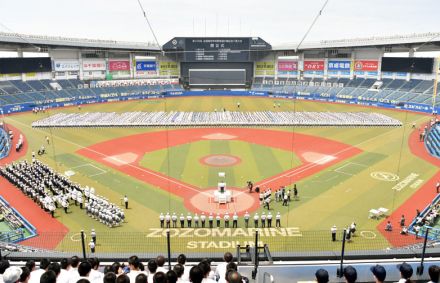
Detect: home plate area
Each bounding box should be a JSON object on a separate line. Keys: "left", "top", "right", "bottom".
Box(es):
{"left": 188, "top": 188, "right": 257, "bottom": 215}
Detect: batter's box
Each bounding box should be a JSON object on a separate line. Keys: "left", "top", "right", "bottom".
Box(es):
{"left": 71, "top": 163, "right": 107, "bottom": 177}
{"left": 334, "top": 162, "right": 368, "bottom": 176}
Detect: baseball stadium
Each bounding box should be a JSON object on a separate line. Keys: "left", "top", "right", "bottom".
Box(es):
{"left": 0, "top": 1, "right": 440, "bottom": 282}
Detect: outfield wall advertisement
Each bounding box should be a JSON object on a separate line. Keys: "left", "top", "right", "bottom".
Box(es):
{"left": 135, "top": 61, "right": 157, "bottom": 77}
{"left": 277, "top": 60, "right": 298, "bottom": 76}
{"left": 53, "top": 60, "right": 80, "bottom": 72}
{"left": 109, "top": 60, "right": 130, "bottom": 72}
{"left": 354, "top": 60, "right": 379, "bottom": 77}
{"left": 303, "top": 60, "right": 324, "bottom": 75}
{"left": 82, "top": 60, "right": 106, "bottom": 71}
{"left": 255, "top": 61, "right": 275, "bottom": 76}
{"left": 1, "top": 90, "right": 438, "bottom": 116}
{"left": 159, "top": 62, "right": 179, "bottom": 76}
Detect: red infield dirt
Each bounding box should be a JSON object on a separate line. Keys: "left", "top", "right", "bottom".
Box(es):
{"left": 0, "top": 125, "right": 68, "bottom": 249}
{"left": 78, "top": 128, "right": 362, "bottom": 215}
{"left": 377, "top": 126, "right": 440, "bottom": 247}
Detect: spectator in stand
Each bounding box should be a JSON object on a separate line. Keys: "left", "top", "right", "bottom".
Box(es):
{"left": 25, "top": 262, "right": 35, "bottom": 273}
{"left": 315, "top": 269, "right": 329, "bottom": 283}
{"left": 152, "top": 272, "right": 166, "bottom": 283}
{"left": 198, "top": 261, "right": 215, "bottom": 283}
{"left": 19, "top": 267, "right": 30, "bottom": 283}
{"left": 147, "top": 259, "right": 158, "bottom": 283}
{"left": 127, "top": 256, "right": 143, "bottom": 283}
{"left": 3, "top": 267, "right": 22, "bottom": 283}
{"left": 103, "top": 273, "right": 116, "bottom": 283}
{"left": 39, "top": 271, "right": 56, "bottom": 283}
{"left": 343, "top": 266, "right": 357, "bottom": 283}
{"left": 57, "top": 259, "right": 70, "bottom": 283}
{"left": 370, "top": 265, "right": 386, "bottom": 283}
{"left": 223, "top": 263, "right": 248, "bottom": 283}
{"left": 428, "top": 265, "right": 440, "bottom": 283}
{"left": 0, "top": 260, "right": 11, "bottom": 283}
{"left": 110, "top": 263, "right": 123, "bottom": 276}
{"left": 134, "top": 274, "right": 147, "bottom": 283}
{"left": 225, "top": 271, "right": 242, "bottom": 283}
{"left": 215, "top": 252, "right": 233, "bottom": 283}
{"left": 166, "top": 271, "right": 178, "bottom": 283}
{"left": 69, "top": 256, "right": 80, "bottom": 280}
{"left": 397, "top": 262, "right": 413, "bottom": 283}
{"left": 189, "top": 267, "right": 204, "bottom": 283}
{"left": 46, "top": 263, "right": 60, "bottom": 279}
{"left": 177, "top": 254, "right": 190, "bottom": 282}
{"left": 87, "top": 258, "right": 103, "bottom": 283}
{"left": 173, "top": 265, "right": 187, "bottom": 283}
{"left": 29, "top": 259, "right": 50, "bottom": 283}
{"left": 115, "top": 275, "right": 129, "bottom": 283}
{"left": 69, "top": 261, "right": 92, "bottom": 283}
{"left": 156, "top": 256, "right": 167, "bottom": 273}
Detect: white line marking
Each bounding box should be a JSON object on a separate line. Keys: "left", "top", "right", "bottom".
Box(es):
{"left": 254, "top": 117, "right": 425, "bottom": 189}
{"left": 9, "top": 115, "right": 425, "bottom": 199}
{"left": 8, "top": 117, "right": 210, "bottom": 197}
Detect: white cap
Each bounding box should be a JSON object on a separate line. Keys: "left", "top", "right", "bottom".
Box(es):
{"left": 3, "top": 267, "right": 22, "bottom": 283}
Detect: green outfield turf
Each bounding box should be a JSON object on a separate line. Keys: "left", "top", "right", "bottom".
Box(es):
{"left": 2, "top": 96, "right": 438, "bottom": 255}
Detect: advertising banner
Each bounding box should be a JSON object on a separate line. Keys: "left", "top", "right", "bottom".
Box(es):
{"left": 109, "top": 60, "right": 130, "bottom": 71}
{"left": 277, "top": 60, "right": 297, "bottom": 76}
{"left": 303, "top": 60, "right": 324, "bottom": 71}
{"left": 82, "top": 60, "right": 106, "bottom": 71}
{"left": 54, "top": 60, "right": 80, "bottom": 71}
{"left": 159, "top": 62, "right": 179, "bottom": 76}
{"left": 255, "top": 61, "right": 275, "bottom": 76}
{"left": 354, "top": 60, "right": 378, "bottom": 71}
{"left": 278, "top": 61, "right": 298, "bottom": 71}
{"left": 327, "top": 61, "right": 351, "bottom": 71}
{"left": 136, "top": 61, "right": 157, "bottom": 71}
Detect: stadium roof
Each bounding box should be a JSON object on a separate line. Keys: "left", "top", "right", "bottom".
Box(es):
{"left": 0, "top": 32, "right": 160, "bottom": 51}
{"left": 274, "top": 32, "right": 440, "bottom": 51}
{"left": 1, "top": 31, "right": 440, "bottom": 53}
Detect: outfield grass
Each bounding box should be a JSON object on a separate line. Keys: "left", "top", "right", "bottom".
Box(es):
{"left": 2, "top": 96, "right": 437, "bottom": 253}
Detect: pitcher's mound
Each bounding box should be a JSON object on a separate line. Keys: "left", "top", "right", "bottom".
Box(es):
{"left": 200, "top": 155, "right": 241, "bottom": 167}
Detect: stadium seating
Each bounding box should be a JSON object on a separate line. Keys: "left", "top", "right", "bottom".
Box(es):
{"left": 426, "top": 124, "right": 440, "bottom": 158}
{"left": 252, "top": 78, "right": 440, "bottom": 107}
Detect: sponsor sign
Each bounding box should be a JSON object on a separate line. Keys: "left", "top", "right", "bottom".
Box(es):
{"left": 255, "top": 61, "right": 275, "bottom": 76}
{"left": 278, "top": 60, "right": 298, "bottom": 71}
{"left": 328, "top": 61, "right": 351, "bottom": 71}
{"left": 303, "top": 60, "right": 324, "bottom": 71}
{"left": 159, "top": 61, "right": 179, "bottom": 76}
{"left": 82, "top": 60, "right": 106, "bottom": 71}
{"left": 109, "top": 60, "right": 130, "bottom": 71}
{"left": 354, "top": 60, "right": 378, "bottom": 71}
{"left": 54, "top": 60, "right": 80, "bottom": 71}
{"left": 136, "top": 61, "right": 157, "bottom": 71}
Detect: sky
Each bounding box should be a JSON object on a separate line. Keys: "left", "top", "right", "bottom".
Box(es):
{"left": 0, "top": 0, "right": 439, "bottom": 46}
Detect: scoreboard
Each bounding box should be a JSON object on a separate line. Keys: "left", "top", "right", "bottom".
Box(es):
{"left": 163, "top": 37, "right": 271, "bottom": 63}
{"left": 185, "top": 38, "right": 250, "bottom": 62}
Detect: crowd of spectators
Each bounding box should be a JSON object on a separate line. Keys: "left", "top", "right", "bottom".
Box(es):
{"left": 31, "top": 111, "right": 402, "bottom": 128}
{"left": 0, "top": 253, "right": 250, "bottom": 283}
{"left": 1, "top": 255, "right": 440, "bottom": 283}
{"left": 0, "top": 159, "right": 124, "bottom": 227}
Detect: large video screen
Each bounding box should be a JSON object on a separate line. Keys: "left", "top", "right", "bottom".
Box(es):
{"left": 189, "top": 69, "right": 246, "bottom": 85}
{"left": 0, "top": 57, "right": 52, "bottom": 74}
{"left": 381, "top": 57, "right": 434, "bottom": 74}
